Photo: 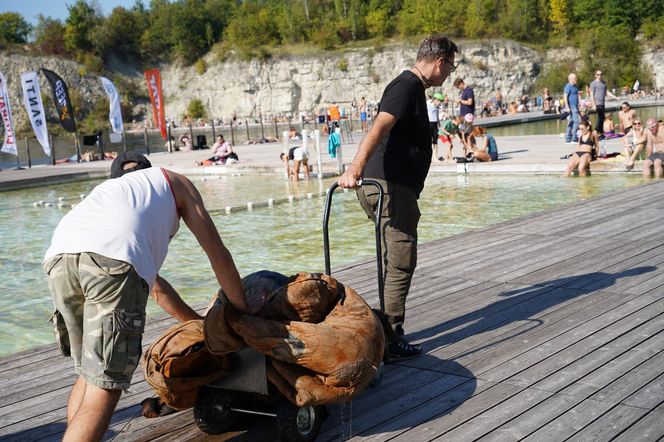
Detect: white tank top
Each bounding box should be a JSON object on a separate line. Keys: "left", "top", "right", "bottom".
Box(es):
{"left": 44, "top": 167, "right": 180, "bottom": 291}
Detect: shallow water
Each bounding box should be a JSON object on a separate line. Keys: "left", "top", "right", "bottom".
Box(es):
{"left": 0, "top": 173, "right": 649, "bottom": 356}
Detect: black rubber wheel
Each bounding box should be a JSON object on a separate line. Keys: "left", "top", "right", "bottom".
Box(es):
{"left": 193, "top": 387, "right": 236, "bottom": 435}
{"left": 276, "top": 400, "right": 326, "bottom": 442}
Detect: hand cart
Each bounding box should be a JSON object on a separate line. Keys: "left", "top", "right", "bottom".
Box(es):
{"left": 194, "top": 273, "right": 326, "bottom": 441}
{"left": 194, "top": 180, "right": 387, "bottom": 440}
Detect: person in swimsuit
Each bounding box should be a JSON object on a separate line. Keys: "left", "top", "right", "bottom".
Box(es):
{"left": 602, "top": 113, "right": 623, "bottom": 139}
{"left": 624, "top": 119, "right": 647, "bottom": 170}
{"left": 643, "top": 118, "right": 664, "bottom": 178}
{"left": 563, "top": 120, "right": 598, "bottom": 177}
{"left": 618, "top": 102, "right": 636, "bottom": 134}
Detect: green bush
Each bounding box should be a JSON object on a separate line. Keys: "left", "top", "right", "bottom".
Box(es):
{"left": 641, "top": 17, "right": 664, "bottom": 48}
{"left": 195, "top": 58, "right": 207, "bottom": 75}
{"left": 187, "top": 99, "right": 206, "bottom": 119}
{"left": 338, "top": 57, "right": 348, "bottom": 72}
{"left": 310, "top": 27, "right": 340, "bottom": 50}
{"left": 532, "top": 59, "right": 577, "bottom": 96}
{"left": 79, "top": 53, "right": 104, "bottom": 76}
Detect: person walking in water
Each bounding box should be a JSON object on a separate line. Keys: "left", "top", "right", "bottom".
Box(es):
{"left": 338, "top": 34, "right": 459, "bottom": 361}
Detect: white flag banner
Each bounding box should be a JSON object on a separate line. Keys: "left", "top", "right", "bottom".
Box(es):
{"left": 100, "top": 77, "right": 123, "bottom": 134}
{"left": 0, "top": 71, "right": 17, "bottom": 156}
{"left": 20, "top": 71, "right": 50, "bottom": 156}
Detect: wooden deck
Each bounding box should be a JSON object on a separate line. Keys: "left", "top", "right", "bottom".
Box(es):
{"left": 2, "top": 180, "right": 664, "bottom": 442}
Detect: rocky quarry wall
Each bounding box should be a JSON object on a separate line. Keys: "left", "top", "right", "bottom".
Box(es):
{"left": 1, "top": 40, "right": 662, "bottom": 130}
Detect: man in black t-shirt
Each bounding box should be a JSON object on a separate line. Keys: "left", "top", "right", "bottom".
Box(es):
{"left": 338, "top": 34, "right": 458, "bottom": 361}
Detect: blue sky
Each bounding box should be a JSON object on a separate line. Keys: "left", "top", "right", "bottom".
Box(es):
{"left": 0, "top": 0, "right": 139, "bottom": 25}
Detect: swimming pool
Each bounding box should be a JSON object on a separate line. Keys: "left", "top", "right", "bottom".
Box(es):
{"left": 0, "top": 173, "right": 649, "bottom": 356}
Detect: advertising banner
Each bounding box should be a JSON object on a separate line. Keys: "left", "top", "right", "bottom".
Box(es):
{"left": 42, "top": 68, "right": 77, "bottom": 133}
{"left": 21, "top": 71, "right": 50, "bottom": 156}
{"left": 0, "top": 71, "right": 17, "bottom": 156}
{"left": 144, "top": 69, "right": 167, "bottom": 140}
{"left": 100, "top": 76, "right": 123, "bottom": 134}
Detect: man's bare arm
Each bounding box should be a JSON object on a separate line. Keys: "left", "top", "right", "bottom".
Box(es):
{"left": 338, "top": 111, "right": 398, "bottom": 189}
{"left": 151, "top": 275, "right": 202, "bottom": 321}
{"left": 166, "top": 170, "right": 249, "bottom": 313}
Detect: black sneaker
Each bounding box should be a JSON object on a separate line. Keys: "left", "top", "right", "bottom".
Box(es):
{"left": 387, "top": 339, "right": 422, "bottom": 362}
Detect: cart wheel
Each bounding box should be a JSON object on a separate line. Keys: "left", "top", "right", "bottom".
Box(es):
{"left": 276, "top": 400, "right": 326, "bottom": 442}
{"left": 369, "top": 361, "right": 384, "bottom": 388}
{"left": 193, "top": 387, "right": 236, "bottom": 435}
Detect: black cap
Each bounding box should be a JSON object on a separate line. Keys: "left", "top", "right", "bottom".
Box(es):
{"left": 110, "top": 151, "right": 152, "bottom": 178}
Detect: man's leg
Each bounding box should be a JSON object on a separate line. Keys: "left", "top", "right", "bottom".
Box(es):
{"left": 358, "top": 180, "right": 421, "bottom": 360}
{"left": 571, "top": 111, "right": 580, "bottom": 141}
{"left": 655, "top": 159, "right": 663, "bottom": 178}
{"left": 642, "top": 159, "right": 653, "bottom": 177}
{"left": 302, "top": 159, "right": 310, "bottom": 180}
{"left": 71, "top": 253, "right": 149, "bottom": 441}
{"left": 67, "top": 376, "right": 87, "bottom": 423}
{"left": 596, "top": 105, "right": 605, "bottom": 134}
{"left": 292, "top": 160, "right": 301, "bottom": 180}
{"left": 64, "top": 384, "right": 121, "bottom": 442}
{"left": 565, "top": 117, "right": 573, "bottom": 142}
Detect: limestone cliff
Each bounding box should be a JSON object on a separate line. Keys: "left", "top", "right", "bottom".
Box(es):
{"left": 162, "top": 39, "right": 542, "bottom": 121}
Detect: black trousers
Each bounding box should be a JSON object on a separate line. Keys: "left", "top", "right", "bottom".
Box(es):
{"left": 595, "top": 105, "right": 605, "bottom": 134}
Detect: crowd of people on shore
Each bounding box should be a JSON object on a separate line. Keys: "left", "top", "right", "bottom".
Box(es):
{"left": 425, "top": 78, "right": 499, "bottom": 164}
{"left": 560, "top": 70, "right": 664, "bottom": 177}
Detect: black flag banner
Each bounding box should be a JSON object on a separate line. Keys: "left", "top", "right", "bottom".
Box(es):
{"left": 41, "top": 68, "right": 77, "bottom": 133}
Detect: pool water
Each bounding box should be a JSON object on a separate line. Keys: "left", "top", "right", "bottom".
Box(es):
{"left": 0, "top": 173, "right": 649, "bottom": 356}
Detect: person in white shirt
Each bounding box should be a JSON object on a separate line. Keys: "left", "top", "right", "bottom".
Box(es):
{"left": 43, "top": 151, "right": 248, "bottom": 442}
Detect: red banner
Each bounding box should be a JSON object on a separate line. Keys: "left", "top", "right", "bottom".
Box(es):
{"left": 144, "top": 69, "right": 167, "bottom": 140}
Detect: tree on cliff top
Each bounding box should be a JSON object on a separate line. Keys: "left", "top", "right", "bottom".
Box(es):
{"left": 64, "top": 0, "right": 102, "bottom": 53}
{"left": 0, "top": 12, "right": 32, "bottom": 47}
{"left": 33, "top": 16, "right": 68, "bottom": 56}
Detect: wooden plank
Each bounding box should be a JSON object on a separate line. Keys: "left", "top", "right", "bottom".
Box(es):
{"left": 521, "top": 399, "right": 624, "bottom": 441}
{"left": 386, "top": 302, "right": 664, "bottom": 441}
{"left": 566, "top": 404, "right": 651, "bottom": 441}
{"left": 581, "top": 350, "right": 664, "bottom": 405}
{"left": 424, "top": 317, "right": 664, "bottom": 438}
{"left": 520, "top": 312, "right": 664, "bottom": 392}
{"left": 318, "top": 371, "right": 482, "bottom": 441}
{"left": 416, "top": 287, "right": 627, "bottom": 373}
{"left": 430, "top": 292, "right": 662, "bottom": 379}
{"left": 473, "top": 392, "right": 583, "bottom": 441}
{"left": 430, "top": 386, "right": 552, "bottom": 441}
{"left": 621, "top": 371, "right": 664, "bottom": 410}
{"left": 364, "top": 382, "right": 518, "bottom": 442}
{"left": 612, "top": 409, "right": 664, "bottom": 442}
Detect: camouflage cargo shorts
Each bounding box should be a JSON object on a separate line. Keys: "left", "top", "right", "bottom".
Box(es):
{"left": 43, "top": 252, "right": 150, "bottom": 390}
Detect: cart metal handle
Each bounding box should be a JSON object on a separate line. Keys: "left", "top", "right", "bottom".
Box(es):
{"left": 323, "top": 179, "right": 385, "bottom": 312}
